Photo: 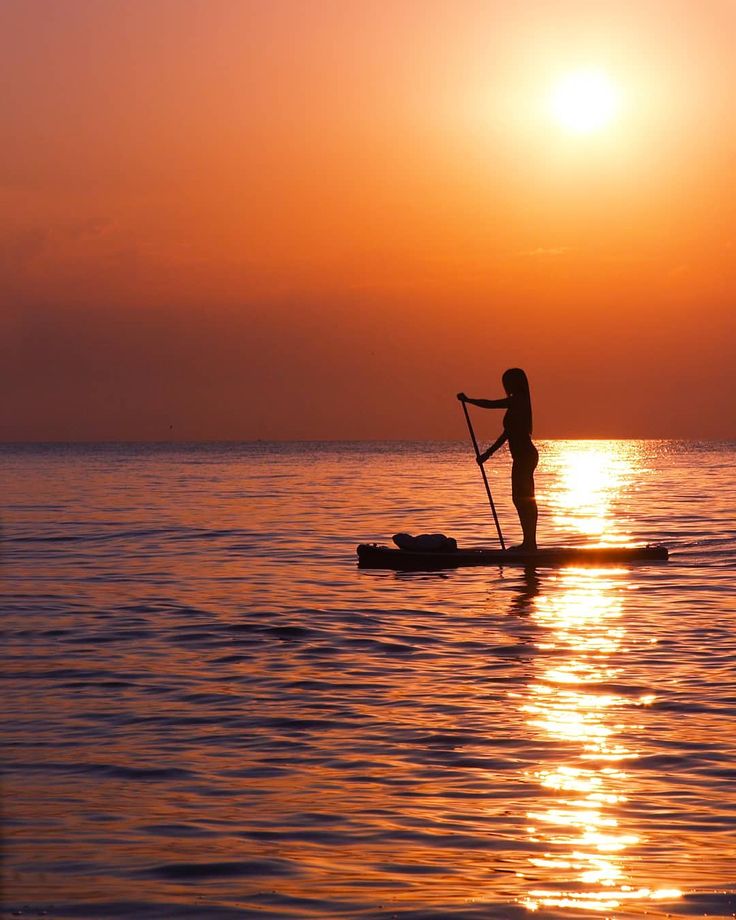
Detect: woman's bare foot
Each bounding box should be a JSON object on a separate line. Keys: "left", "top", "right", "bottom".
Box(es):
{"left": 508, "top": 542, "right": 537, "bottom": 551}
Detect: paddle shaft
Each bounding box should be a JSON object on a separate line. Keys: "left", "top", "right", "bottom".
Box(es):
{"left": 460, "top": 400, "right": 506, "bottom": 550}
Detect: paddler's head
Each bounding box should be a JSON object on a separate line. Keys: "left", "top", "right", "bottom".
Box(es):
{"left": 502, "top": 367, "right": 530, "bottom": 398}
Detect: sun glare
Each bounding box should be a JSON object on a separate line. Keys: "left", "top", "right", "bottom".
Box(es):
{"left": 549, "top": 70, "right": 620, "bottom": 134}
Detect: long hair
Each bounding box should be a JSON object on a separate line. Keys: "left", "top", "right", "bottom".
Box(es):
{"left": 502, "top": 367, "right": 532, "bottom": 434}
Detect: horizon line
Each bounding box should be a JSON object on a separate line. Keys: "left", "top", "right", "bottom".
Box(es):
{"left": 2, "top": 436, "right": 735, "bottom": 446}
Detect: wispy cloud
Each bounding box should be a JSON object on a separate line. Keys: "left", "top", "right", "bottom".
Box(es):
{"left": 66, "top": 217, "right": 117, "bottom": 240}
{"left": 517, "top": 246, "right": 573, "bottom": 258}
{"left": 0, "top": 228, "right": 48, "bottom": 268}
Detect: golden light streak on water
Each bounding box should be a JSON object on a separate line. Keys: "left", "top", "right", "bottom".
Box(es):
{"left": 518, "top": 441, "right": 681, "bottom": 912}
{"left": 546, "top": 441, "right": 639, "bottom": 544}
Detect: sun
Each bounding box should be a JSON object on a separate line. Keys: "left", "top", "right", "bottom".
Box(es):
{"left": 549, "top": 70, "right": 620, "bottom": 134}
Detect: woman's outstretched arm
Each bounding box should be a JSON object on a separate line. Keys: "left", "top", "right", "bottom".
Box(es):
{"left": 457, "top": 393, "right": 510, "bottom": 409}
{"left": 478, "top": 432, "right": 508, "bottom": 464}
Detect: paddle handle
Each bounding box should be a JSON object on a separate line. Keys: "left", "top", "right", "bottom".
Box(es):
{"left": 460, "top": 400, "right": 506, "bottom": 550}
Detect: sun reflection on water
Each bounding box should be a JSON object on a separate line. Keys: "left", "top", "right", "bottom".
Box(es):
{"left": 518, "top": 442, "right": 680, "bottom": 913}
{"left": 519, "top": 569, "right": 680, "bottom": 912}
{"left": 546, "top": 441, "right": 640, "bottom": 544}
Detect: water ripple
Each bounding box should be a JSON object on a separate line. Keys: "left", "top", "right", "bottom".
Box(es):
{"left": 2, "top": 440, "right": 736, "bottom": 919}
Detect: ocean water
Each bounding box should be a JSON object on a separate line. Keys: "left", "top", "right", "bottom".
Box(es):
{"left": 2, "top": 440, "right": 736, "bottom": 920}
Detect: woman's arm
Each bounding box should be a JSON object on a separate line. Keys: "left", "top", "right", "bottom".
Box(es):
{"left": 478, "top": 432, "right": 508, "bottom": 464}
{"left": 457, "top": 393, "right": 510, "bottom": 410}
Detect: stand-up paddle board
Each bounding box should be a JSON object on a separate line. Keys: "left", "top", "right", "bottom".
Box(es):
{"left": 357, "top": 542, "right": 668, "bottom": 570}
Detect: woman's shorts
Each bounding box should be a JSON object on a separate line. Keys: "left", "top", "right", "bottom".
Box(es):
{"left": 511, "top": 446, "right": 539, "bottom": 501}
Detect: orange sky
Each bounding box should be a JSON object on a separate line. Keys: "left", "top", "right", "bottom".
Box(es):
{"left": 2, "top": 0, "right": 735, "bottom": 440}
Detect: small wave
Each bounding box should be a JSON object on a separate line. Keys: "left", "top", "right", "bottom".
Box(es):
{"left": 4, "top": 761, "right": 195, "bottom": 781}
{"left": 9, "top": 899, "right": 271, "bottom": 918}
{"left": 669, "top": 889, "right": 736, "bottom": 916}
{"left": 137, "top": 858, "right": 299, "bottom": 880}
{"left": 140, "top": 823, "right": 219, "bottom": 838}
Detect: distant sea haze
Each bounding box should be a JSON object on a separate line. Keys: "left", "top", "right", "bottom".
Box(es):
{"left": 3, "top": 440, "right": 736, "bottom": 918}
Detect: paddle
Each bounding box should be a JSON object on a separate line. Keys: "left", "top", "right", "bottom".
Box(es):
{"left": 459, "top": 399, "right": 506, "bottom": 550}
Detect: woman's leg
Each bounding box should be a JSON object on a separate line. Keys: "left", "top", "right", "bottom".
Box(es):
{"left": 516, "top": 495, "right": 538, "bottom": 549}
{"left": 512, "top": 456, "right": 538, "bottom": 550}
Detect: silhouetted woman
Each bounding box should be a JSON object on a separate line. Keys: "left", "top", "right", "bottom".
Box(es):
{"left": 458, "top": 368, "right": 538, "bottom": 550}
